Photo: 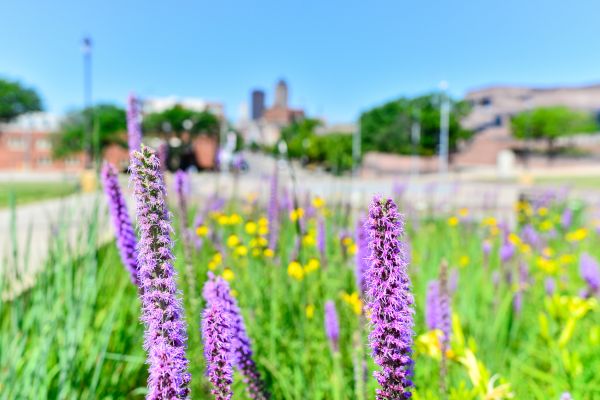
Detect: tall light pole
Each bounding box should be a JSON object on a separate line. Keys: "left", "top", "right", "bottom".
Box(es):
{"left": 438, "top": 80, "right": 450, "bottom": 175}
{"left": 82, "top": 36, "right": 93, "bottom": 168}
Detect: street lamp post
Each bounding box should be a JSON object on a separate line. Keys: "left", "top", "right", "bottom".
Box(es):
{"left": 82, "top": 36, "right": 93, "bottom": 168}
{"left": 439, "top": 80, "right": 450, "bottom": 175}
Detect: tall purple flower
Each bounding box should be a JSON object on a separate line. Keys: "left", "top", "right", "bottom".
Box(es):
{"left": 101, "top": 162, "right": 139, "bottom": 286}
{"left": 127, "top": 93, "right": 142, "bottom": 153}
{"left": 355, "top": 216, "right": 371, "bottom": 296}
{"left": 500, "top": 236, "right": 515, "bottom": 264}
{"left": 580, "top": 253, "right": 600, "bottom": 295}
{"left": 174, "top": 169, "right": 191, "bottom": 235}
{"left": 438, "top": 259, "right": 451, "bottom": 395}
{"left": 365, "top": 196, "right": 414, "bottom": 399}
{"left": 561, "top": 207, "right": 573, "bottom": 230}
{"left": 203, "top": 273, "right": 269, "bottom": 399}
{"left": 317, "top": 216, "right": 326, "bottom": 263}
{"left": 202, "top": 302, "right": 234, "bottom": 400}
{"left": 425, "top": 280, "right": 440, "bottom": 331}
{"left": 324, "top": 300, "right": 340, "bottom": 352}
{"left": 545, "top": 277, "right": 556, "bottom": 296}
{"left": 267, "top": 167, "right": 279, "bottom": 251}
{"left": 130, "top": 146, "right": 190, "bottom": 399}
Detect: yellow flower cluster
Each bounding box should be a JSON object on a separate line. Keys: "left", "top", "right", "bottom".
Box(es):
{"left": 208, "top": 252, "right": 223, "bottom": 271}
{"left": 305, "top": 304, "right": 315, "bottom": 319}
{"left": 341, "top": 236, "right": 357, "bottom": 255}
{"left": 341, "top": 291, "right": 362, "bottom": 315}
{"left": 196, "top": 224, "right": 209, "bottom": 237}
{"left": 312, "top": 196, "right": 326, "bottom": 209}
{"left": 215, "top": 213, "right": 243, "bottom": 226}
{"left": 287, "top": 258, "right": 321, "bottom": 281}
{"left": 566, "top": 228, "right": 587, "bottom": 243}
{"left": 289, "top": 208, "right": 305, "bottom": 222}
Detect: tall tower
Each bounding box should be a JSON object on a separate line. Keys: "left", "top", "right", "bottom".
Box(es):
{"left": 274, "top": 79, "right": 288, "bottom": 109}
{"left": 251, "top": 89, "right": 265, "bottom": 120}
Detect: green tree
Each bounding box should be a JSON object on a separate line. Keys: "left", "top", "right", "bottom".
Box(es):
{"left": 143, "top": 105, "right": 220, "bottom": 137}
{"left": 0, "top": 78, "right": 43, "bottom": 122}
{"left": 511, "top": 106, "right": 597, "bottom": 151}
{"left": 53, "top": 104, "right": 126, "bottom": 158}
{"left": 359, "top": 93, "right": 472, "bottom": 156}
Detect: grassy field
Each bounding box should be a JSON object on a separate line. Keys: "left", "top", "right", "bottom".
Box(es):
{"left": 1, "top": 185, "right": 599, "bottom": 399}
{"left": 0, "top": 181, "right": 79, "bottom": 208}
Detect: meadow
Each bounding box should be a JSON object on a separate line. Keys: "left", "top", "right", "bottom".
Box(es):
{"left": 1, "top": 161, "right": 599, "bottom": 399}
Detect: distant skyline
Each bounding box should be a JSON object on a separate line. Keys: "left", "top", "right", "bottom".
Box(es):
{"left": 2, "top": 0, "right": 600, "bottom": 123}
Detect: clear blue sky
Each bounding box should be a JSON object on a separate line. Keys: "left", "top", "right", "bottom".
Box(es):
{"left": 2, "top": 0, "right": 600, "bottom": 123}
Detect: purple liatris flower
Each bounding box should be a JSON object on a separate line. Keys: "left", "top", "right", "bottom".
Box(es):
{"left": 580, "top": 253, "right": 600, "bottom": 295}
{"left": 355, "top": 216, "right": 371, "bottom": 296}
{"left": 324, "top": 300, "right": 340, "bottom": 352}
{"left": 561, "top": 207, "right": 573, "bottom": 230}
{"left": 500, "top": 237, "right": 515, "bottom": 263}
{"left": 127, "top": 93, "right": 142, "bottom": 153}
{"left": 522, "top": 224, "right": 542, "bottom": 250}
{"left": 317, "top": 216, "right": 326, "bottom": 261}
{"left": 101, "top": 162, "right": 139, "bottom": 286}
{"left": 130, "top": 146, "right": 190, "bottom": 399}
{"left": 365, "top": 196, "right": 415, "bottom": 399}
{"left": 545, "top": 277, "right": 556, "bottom": 296}
{"left": 202, "top": 302, "right": 234, "bottom": 400}
{"left": 482, "top": 240, "right": 492, "bottom": 258}
{"left": 203, "top": 273, "right": 269, "bottom": 399}
{"left": 425, "top": 280, "right": 440, "bottom": 331}
{"left": 267, "top": 167, "right": 279, "bottom": 251}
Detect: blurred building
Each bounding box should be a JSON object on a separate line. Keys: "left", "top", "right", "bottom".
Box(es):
{"left": 251, "top": 90, "right": 265, "bottom": 120}
{"left": 0, "top": 112, "right": 129, "bottom": 172}
{"left": 456, "top": 84, "right": 600, "bottom": 167}
{"left": 239, "top": 79, "right": 305, "bottom": 146}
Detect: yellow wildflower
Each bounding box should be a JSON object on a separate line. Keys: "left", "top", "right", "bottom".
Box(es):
{"left": 540, "top": 220, "right": 554, "bottom": 232}
{"left": 305, "top": 304, "right": 315, "bottom": 319}
{"left": 208, "top": 261, "right": 217, "bottom": 271}
{"left": 258, "top": 225, "right": 269, "bottom": 236}
{"left": 227, "top": 235, "right": 240, "bottom": 248}
{"left": 304, "top": 258, "right": 320, "bottom": 274}
{"left": 263, "top": 248, "right": 274, "bottom": 258}
{"left": 482, "top": 216, "right": 497, "bottom": 227}
{"left": 342, "top": 237, "right": 353, "bottom": 247}
{"left": 228, "top": 213, "right": 242, "bottom": 225}
{"left": 287, "top": 261, "right": 304, "bottom": 281}
{"left": 213, "top": 253, "right": 222, "bottom": 264}
{"left": 289, "top": 208, "right": 305, "bottom": 222}
{"left": 222, "top": 268, "right": 235, "bottom": 281}
{"left": 196, "top": 225, "right": 209, "bottom": 237}
{"left": 566, "top": 228, "right": 587, "bottom": 243}
{"left": 458, "top": 208, "right": 469, "bottom": 217}
{"left": 519, "top": 243, "right": 531, "bottom": 255}
{"left": 234, "top": 246, "right": 248, "bottom": 257}
{"left": 312, "top": 196, "right": 326, "bottom": 209}
{"left": 538, "top": 207, "right": 549, "bottom": 216}
{"left": 245, "top": 222, "right": 257, "bottom": 235}
{"left": 303, "top": 234, "right": 316, "bottom": 247}
{"left": 536, "top": 257, "right": 557, "bottom": 274}
{"left": 508, "top": 233, "right": 521, "bottom": 246}
{"left": 348, "top": 243, "right": 357, "bottom": 255}
{"left": 542, "top": 247, "right": 555, "bottom": 258}
{"left": 258, "top": 217, "right": 268, "bottom": 226}
{"left": 448, "top": 216, "right": 459, "bottom": 227}
{"left": 341, "top": 291, "right": 362, "bottom": 315}
{"left": 217, "top": 215, "right": 229, "bottom": 226}
{"left": 459, "top": 255, "right": 470, "bottom": 268}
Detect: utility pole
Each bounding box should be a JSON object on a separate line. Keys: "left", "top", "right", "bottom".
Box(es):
{"left": 82, "top": 36, "right": 93, "bottom": 168}
{"left": 439, "top": 80, "right": 450, "bottom": 175}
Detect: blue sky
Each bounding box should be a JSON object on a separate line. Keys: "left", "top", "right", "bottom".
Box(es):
{"left": 2, "top": 0, "right": 600, "bottom": 123}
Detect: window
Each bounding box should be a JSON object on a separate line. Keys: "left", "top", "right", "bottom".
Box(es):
{"left": 37, "top": 156, "right": 52, "bottom": 166}
{"left": 65, "top": 157, "right": 80, "bottom": 166}
{"left": 7, "top": 136, "right": 26, "bottom": 150}
{"left": 35, "top": 138, "right": 52, "bottom": 150}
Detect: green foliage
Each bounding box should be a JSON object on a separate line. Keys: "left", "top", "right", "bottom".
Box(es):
{"left": 511, "top": 106, "right": 598, "bottom": 146}
{"left": 53, "top": 104, "right": 126, "bottom": 158}
{"left": 0, "top": 78, "right": 43, "bottom": 122}
{"left": 143, "top": 105, "right": 220, "bottom": 137}
{"left": 280, "top": 119, "right": 354, "bottom": 174}
{"left": 360, "top": 93, "right": 472, "bottom": 156}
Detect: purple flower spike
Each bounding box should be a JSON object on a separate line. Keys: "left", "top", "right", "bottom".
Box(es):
{"left": 267, "top": 167, "right": 279, "bottom": 251}
{"left": 202, "top": 303, "right": 234, "bottom": 400}
{"left": 203, "top": 273, "right": 269, "bottom": 399}
{"left": 324, "top": 300, "right": 340, "bottom": 352}
{"left": 130, "top": 146, "right": 190, "bottom": 399}
{"left": 425, "top": 280, "right": 440, "bottom": 331}
{"left": 545, "top": 277, "right": 556, "bottom": 296}
{"left": 317, "top": 216, "right": 327, "bottom": 262}
{"left": 127, "top": 93, "right": 142, "bottom": 153}
{"left": 355, "top": 216, "right": 371, "bottom": 296}
{"left": 580, "top": 253, "right": 600, "bottom": 295}
{"left": 365, "top": 196, "right": 414, "bottom": 399}
{"left": 561, "top": 207, "right": 573, "bottom": 230}
{"left": 101, "top": 162, "right": 139, "bottom": 286}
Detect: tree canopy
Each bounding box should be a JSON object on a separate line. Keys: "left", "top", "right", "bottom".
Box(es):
{"left": 0, "top": 78, "right": 43, "bottom": 122}
{"left": 53, "top": 104, "right": 126, "bottom": 158}
{"left": 359, "top": 93, "right": 472, "bottom": 156}
{"left": 511, "top": 106, "right": 598, "bottom": 146}
{"left": 143, "top": 105, "right": 220, "bottom": 137}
